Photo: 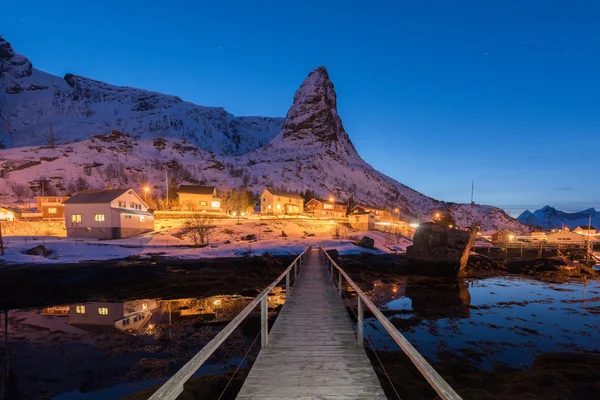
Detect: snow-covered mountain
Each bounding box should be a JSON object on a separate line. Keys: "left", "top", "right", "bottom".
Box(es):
{"left": 518, "top": 206, "right": 600, "bottom": 230}
{"left": 0, "top": 35, "right": 527, "bottom": 233}
{"left": 0, "top": 36, "right": 282, "bottom": 154}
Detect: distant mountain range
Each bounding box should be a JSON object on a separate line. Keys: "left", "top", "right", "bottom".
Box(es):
{"left": 0, "top": 35, "right": 527, "bottom": 233}
{"left": 517, "top": 206, "right": 600, "bottom": 230}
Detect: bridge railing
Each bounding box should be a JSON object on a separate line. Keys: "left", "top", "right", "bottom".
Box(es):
{"left": 319, "top": 246, "right": 462, "bottom": 400}
{"left": 148, "top": 245, "right": 312, "bottom": 400}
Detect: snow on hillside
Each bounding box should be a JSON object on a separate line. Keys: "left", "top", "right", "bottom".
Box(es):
{"left": 518, "top": 205, "right": 600, "bottom": 230}
{"left": 0, "top": 36, "right": 528, "bottom": 233}
{"left": 0, "top": 36, "right": 282, "bottom": 154}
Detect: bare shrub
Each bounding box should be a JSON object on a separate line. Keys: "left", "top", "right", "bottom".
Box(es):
{"left": 184, "top": 215, "right": 216, "bottom": 245}
{"left": 8, "top": 181, "right": 28, "bottom": 198}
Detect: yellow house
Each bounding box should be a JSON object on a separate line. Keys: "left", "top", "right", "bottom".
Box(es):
{"left": 546, "top": 230, "right": 585, "bottom": 244}
{"left": 177, "top": 185, "right": 222, "bottom": 211}
{"left": 573, "top": 226, "right": 596, "bottom": 236}
{"left": 260, "top": 189, "right": 304, "bottom": 215}
{"left": 349, "top": 212, "right": 376, "bottom": 231}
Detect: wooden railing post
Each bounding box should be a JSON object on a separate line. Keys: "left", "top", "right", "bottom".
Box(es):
{"left": 294, "top": 261, "right": 298, "bottom": 279}
{"left": 338, "top": 270, "right": 342, "bottom": 298}
{"left": 357, "top": 296, "right": 364, "bottom": 346}
{"left": 261, "top": 295, "right": 268, "bottom": 347}
{"left": 286, "top": 270, "right": 290, "bottom": 297}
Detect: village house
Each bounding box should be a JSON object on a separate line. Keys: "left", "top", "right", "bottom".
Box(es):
{"left": 530, "top": 231, "right": 547, "bottom": 240}
{"left": 348, "top": 204, "right": 392, "bottom": 221}
{"left": 546, "top": 230, "right": 585, "bottom": 244}
{"left": 491, "top": 230, "right": 516, "bottom": 242}
{"left": 573, "top": 226, "right": 597, "bottom": 236}
{"left": 177, "top": 185, "right": 222, "bottom": 211}
{"left": 64, "top": 188, "right": 154, "bottom": 239}
{"left": 36, "top": 196, "right": 70, "bottom": 219}
{"left": 349, "top": 211, "right": 376, "bottom": 231}
{"left": 0, "top": 207, "right": 14, "bottom": 221}
{"left": 260, "top": 189, "right": 304, "bottom": 215}
{"left": 69, "top": 300, "right": 158, "bottom": 330}
{"left": 305, "top": 198, "right": 347, "bottom": 219}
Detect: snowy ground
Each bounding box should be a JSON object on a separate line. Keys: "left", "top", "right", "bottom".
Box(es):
{"left": 0, "top": 219, "right": 412, "bottom": 265}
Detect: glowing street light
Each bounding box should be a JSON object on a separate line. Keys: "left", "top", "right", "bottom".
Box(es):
{"left": 144, "top": 186, "right": 150, "bottom": 203}
{"left": 395, "top": 208, "right": 400, "bottom": 221}
{"left": 435, "top": 212, "right": 440, "bottom": 220}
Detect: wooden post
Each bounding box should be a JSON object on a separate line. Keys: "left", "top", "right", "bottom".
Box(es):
{"left": 261, "top": 296, "right": 268, "bottom": 347}
{"left": 286, "top": 270, "right": 290, "bottom": 297}
{"left": 520, "top": 244, "right": 523, "bottom": 257}
{"left": 294, "top": 262, "right": 297, "bottom": 280}
{"left": 0, "top": 221, "right": 4, "bottom": 256}
{"left": 357, "top": 297, "right": 364, "bottom": 346}
{"left": 338, "top": 270, "right": 342, "bottom": 298}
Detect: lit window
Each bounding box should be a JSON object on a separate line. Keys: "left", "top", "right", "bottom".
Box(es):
{"left": 142, "top": 303, "right": 148, "bottom": 310}
{"left": 267, "top": 205, "right": 271, "bottom": 209}
{"left": 276, "top": 204, "right": 281, "bottom": 209}
{"left": 71, "top": 214, "right": 82, "bottom": 223}
{"left": 76, "top": 305, "right": 86, "bottom": 314}
{"left": 211, "top": 201, "right": 220, "bottom": 208}
{"left": 94, "top": 214, "right": 105, "bottom": 222}
{"left": 98, "top": 307, "right": 109, "bottom": 315}
{"left": 200, "top": 201, "right": 207, "bottom": 206}
{"left": 140, "top": 216, "right": 145, "bottom": 222}
{"left": 48, "top": 207, "right": 57, "bottom": 214}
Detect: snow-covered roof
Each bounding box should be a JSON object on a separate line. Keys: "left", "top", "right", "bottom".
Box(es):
{"left": 113, "top": 208, "right": 153, "bottom": 216}
{"left": 63, "top": 189, "right": 130, "bottom": 204}
{"left": 306, "top": 198, "right": 347, "bottom": 207}
{"left": 575, "top": 226, "right": 596, "bottom": 230}
{"left": 177, "top": 185, "right": 215, "bottom": 195}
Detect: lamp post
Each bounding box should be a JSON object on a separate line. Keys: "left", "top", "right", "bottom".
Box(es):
{"left": 144, "top": 187, "right": 149, "bottom": 203}
{"left": 395, "top": 208, "right": 400, "bottom": 221}
{"left": 329, "top": 196, "right": 334, "bottom": 218}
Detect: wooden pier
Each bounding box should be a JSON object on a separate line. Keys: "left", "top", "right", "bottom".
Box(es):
{"left": 236, "top": 248, "right": 386, "bottom": 399}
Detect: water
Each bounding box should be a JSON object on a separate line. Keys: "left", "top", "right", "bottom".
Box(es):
{"left": 2, "top": 277, "right": 599, "bottom": 399}
{"left": 0, "top": 293, "right": 286, "bottom": 400}
{"left": 360, "top": 277, "right": 600, "bottom": 369}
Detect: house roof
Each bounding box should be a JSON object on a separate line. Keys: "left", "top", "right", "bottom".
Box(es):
{"left": 576, "top": 226, "right": 596, "bottom": 230}
{"left": 63, "top": 189, "right": 130, "bottom": 204}
{"left": 35, "top": 196, "right": 70, "bottom": 199}
{"left": 264, "top": 189, "right": 304, "bottom": 200}
{"left": 0, "top": 207, "right": 13, "bottom": 213}
{"left": 177, "top": 185, "right": 215, "bottom": 195}
{"left": 351, "top": 211, "right": 375, "bottom": 216}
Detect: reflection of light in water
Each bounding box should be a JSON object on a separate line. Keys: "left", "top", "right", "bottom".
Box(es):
{"left": 213, "top": 299, "right": 221, "bottom": 306}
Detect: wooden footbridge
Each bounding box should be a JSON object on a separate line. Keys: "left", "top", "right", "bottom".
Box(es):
{"left": 149, "top": 246, "right": 461, "bottom": 400}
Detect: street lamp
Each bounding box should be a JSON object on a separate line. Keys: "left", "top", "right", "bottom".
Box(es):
{"left": 395, "top": 208, "right": 400, "bottom": 221}
{"left": 435, "top": 212, "right": 440, "bottom": 221}
{"left": 144, "top": 186, "right": 149, "bottom": 203}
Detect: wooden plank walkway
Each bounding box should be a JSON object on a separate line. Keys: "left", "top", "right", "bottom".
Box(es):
{"left": 236, "top": 248, "right": 387, "bottom": 400}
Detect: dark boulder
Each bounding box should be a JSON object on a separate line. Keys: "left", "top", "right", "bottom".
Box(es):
{"left": 24, "top": 245, "right": 49, "bottom": 256}
{"left": 358, "top": 236, "right": 375, "bottom": 249}
{"left": 240, "top": 234, "right": 256, "bottom": 241}
{"left": 406, "top": 222, "right": 477, "bottom": 276}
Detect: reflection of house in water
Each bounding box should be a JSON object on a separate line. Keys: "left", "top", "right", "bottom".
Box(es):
{"left": 362, "top": 280, "right": 407, "bottom": 304}
{"left": 168, "top": 293, "right": 286, "bottom": 322}
{"left": 405, "top": 278, "right": 471, "bottom": 319}
{"left": 41, "top": 306, "right": 70, "bottom": 316}
{"left": 69, "top": 300, "right": 158, "bottom": 331}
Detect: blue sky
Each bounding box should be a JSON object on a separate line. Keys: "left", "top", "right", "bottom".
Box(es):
{"left": 2, "top": 0, "right": 599, "bottom": 215}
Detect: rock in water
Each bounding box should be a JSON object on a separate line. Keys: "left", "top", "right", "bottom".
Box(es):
{"left": 358, "top": 236, "right": 375, "bottom": 249}
{"left": 406, "top": 222, "right": 477, "bottom": 276}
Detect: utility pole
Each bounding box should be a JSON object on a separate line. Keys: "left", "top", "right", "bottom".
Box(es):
{"left": 49, "top": 125, "right": 55, "bottom": 148}
{"left": 586, "top": 215, "right": 592, "bottom": 265}
{"left": 471, "top": 181, "right": 474, "bottom": 205}
{"left": 0, "top": 221, "right": 4, "bottom": 256}
{"left": 165, "top": 170, "right": 169, "bottom": 210}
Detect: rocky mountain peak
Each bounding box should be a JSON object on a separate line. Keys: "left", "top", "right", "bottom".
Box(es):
{"left": 0, "top": 35, "right": 32, "bottom": 81}
{"left": 279, "top": 66, "right": 357, "bottom": 155}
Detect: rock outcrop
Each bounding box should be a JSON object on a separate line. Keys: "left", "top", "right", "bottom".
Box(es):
{"left": 358, "top": 236, "right": 375, "bottom": 249}
{"left": 406, "top": 222, "right": 477, "bottom": 276}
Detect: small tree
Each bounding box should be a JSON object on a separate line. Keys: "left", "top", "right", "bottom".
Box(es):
{"left": 440, "top": 211, "right": 457, "bottom": 228}
{"left": 184, "top": 215, "right": 216, "bottom": 245}
{"left": 222, "top": 187, "right": 255, "bottom": 224}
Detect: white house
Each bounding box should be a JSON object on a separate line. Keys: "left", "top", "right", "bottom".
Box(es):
{"left": 0, "top": 207, "right": 14, "bottom": 221}
{"left": 546, "top": 230, "right": 585, "bottom": 244}
{"left": 64, "top": 188, "right": 154, "bottom": 239}
{"left": 69, "top": 300, "right": 158, "bottom": 331}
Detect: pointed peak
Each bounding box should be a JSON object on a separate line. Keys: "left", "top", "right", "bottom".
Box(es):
{"left": 0, "top": 35, "right": 32, "bottom": 81}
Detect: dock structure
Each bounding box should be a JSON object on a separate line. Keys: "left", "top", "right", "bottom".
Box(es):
{"left": 149, "top": 245, "right": 461, "bottom": 400}
{"left": 236, "top": 248, "right": 386, "bottom": 399}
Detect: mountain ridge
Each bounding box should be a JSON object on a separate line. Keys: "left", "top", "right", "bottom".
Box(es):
{"left": 517, "top": 206, "right": 600, "bottom": 230}
{"left": 0, "top": 35, "right": 527, "bottom": 233}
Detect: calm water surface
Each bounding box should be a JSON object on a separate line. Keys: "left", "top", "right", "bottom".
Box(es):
{"left": 2, "top": 277, "right": 599, "bottom": 399}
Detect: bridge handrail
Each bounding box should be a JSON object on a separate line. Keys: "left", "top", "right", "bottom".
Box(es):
{"left": 149, "top": 245, "right": 312, "bottom": 400}
{"left": 319, "top": 246, "right": 462, "bottom": 400}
